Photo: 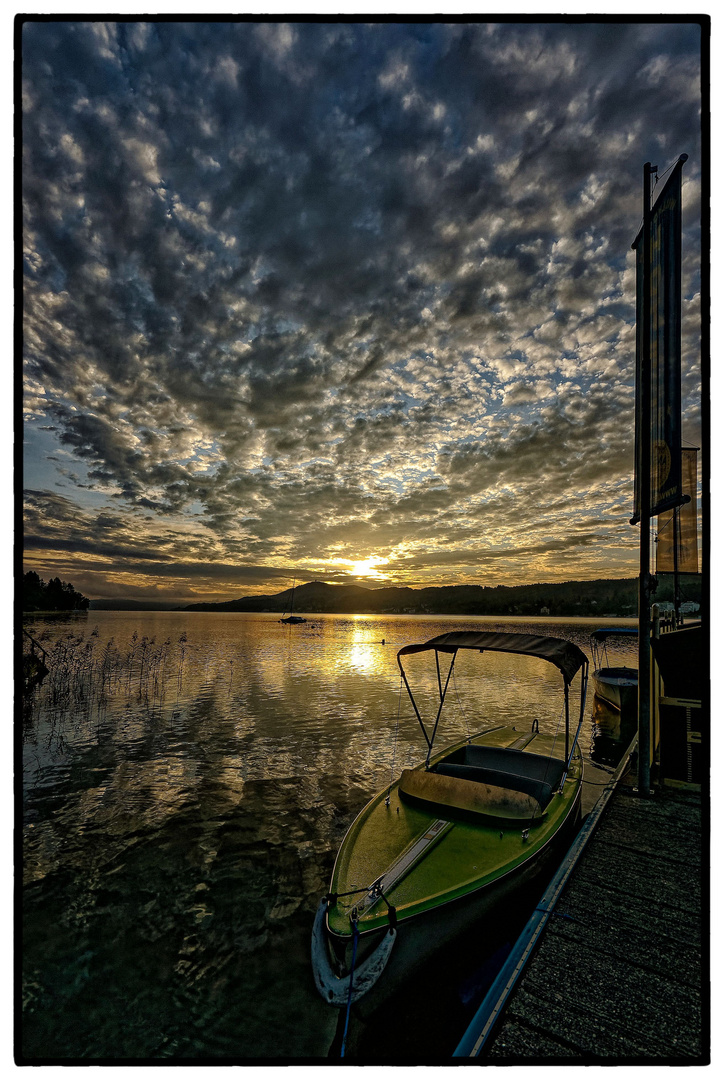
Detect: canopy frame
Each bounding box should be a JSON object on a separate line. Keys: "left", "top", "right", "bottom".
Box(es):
{"left": 590, "top": 628, "right": 638, "bottom": 673}
{"left": 397, "top": 631, "right": 589, "bottom": 772}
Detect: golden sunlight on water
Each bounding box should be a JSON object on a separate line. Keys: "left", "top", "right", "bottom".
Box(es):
{"left": 341, "top": 619, "right": 389, "bottom": 677}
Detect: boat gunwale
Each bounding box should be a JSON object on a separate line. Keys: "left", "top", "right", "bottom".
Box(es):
{"left": 593, "top": 666, "right": 638, "bottom": 685}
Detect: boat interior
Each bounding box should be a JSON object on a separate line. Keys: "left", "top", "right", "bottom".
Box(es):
{"left": 399, "top": 744, "right": 568, "bottom": 825}
{"left": 432, "top": 744, "right": 565, "bottom": 807}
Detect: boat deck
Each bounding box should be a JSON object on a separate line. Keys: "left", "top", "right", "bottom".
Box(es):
{"left": 327, "top": 727, "right": 580, "bottom": 936}
{"left": 466, "top": 770, "right": 706, "bottom": 1061}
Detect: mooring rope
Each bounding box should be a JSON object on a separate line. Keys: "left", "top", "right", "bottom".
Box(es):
{"left": 520, "top": 695, "right": 569, "bottom": 835}
{"left": 340, "top": 922, "right": 359, "bottom": 1058}
{"left": 452, "top": 665, "right": 471, "bottom": 742}
{"left": 385, "top": 676, "right": 404, "bottom": 806}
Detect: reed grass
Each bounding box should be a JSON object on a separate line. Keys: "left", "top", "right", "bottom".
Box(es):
{"left": 24, "top": 627, "right": 192, "bottom": 725}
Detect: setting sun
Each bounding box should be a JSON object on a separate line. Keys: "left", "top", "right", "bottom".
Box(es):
{"left": 346, "top": 556, "right": 389, "bottom": 580}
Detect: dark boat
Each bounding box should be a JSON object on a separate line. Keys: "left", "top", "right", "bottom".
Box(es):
{"left": 590, "top": 628, "right": 638, "bottom": 717}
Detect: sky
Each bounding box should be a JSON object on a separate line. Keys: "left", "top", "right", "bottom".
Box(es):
{"left": 20, "top": 16, "right": 704, "bottom": 604}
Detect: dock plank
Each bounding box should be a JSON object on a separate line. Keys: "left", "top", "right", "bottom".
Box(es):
{"left": 544, "top": 895, "right": 701, "bottom": 987}
{"left": 482, "top": 777, "right": 706, "bottom": 1062}
{"left": 493, "top": 933, "right": 703, "bottom": 1058}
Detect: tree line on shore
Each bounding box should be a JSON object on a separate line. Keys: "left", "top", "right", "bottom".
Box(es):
{"left": 23, "top": 572, "right": 90, "bottom": 612}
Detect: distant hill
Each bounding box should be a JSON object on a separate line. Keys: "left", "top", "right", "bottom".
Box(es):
{"left": 84, "top": 575, "right": 701, "bottom": 617}
{"left": 181, "top": 576, "right": 691, "bottom": 618}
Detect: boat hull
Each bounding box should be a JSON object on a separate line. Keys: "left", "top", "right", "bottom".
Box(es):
{"left": 592, "top": 667, "right": 637, "bottom": 716}
{"left": 347, "top": 797, "right": 579, "bottom": 1017}
{"left": 314, "top": 725, "right": 583, "bottom": 1009}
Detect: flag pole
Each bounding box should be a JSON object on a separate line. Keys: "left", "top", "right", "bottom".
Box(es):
{"left": 637, "top": 161, "right": 656, "bottom": 796}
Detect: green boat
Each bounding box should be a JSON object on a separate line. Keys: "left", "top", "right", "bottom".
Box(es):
{"left": 312, "top": 630, "right": 589, "bottom": 1008}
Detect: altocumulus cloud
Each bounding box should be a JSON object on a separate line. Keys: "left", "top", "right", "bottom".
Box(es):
{"left": 21, "top": 19, "right": 703, "bottom": 601}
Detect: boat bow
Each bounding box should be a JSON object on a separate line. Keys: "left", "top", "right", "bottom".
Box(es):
{"left": 311, "top": 899, "right": 397, "bottom": 1006}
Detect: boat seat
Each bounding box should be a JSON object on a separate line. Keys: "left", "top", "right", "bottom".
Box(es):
{"left": 399, "top": 746, "right": 567, "bottom": 823}
{"left": 432, "top": 746, "right": 565, "bottom": 810}
{"left": 433, "top": 762, "right": 554, "bottom": 809}
{"left": 437, "top": 745, "right": 565, "bottom": 787}
{"left": 399, "top": 767, "right": 547, "bottom": 824}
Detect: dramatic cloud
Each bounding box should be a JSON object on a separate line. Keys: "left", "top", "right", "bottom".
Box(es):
{"left": 22, "top": 19, "right": 703, "bottom": 601}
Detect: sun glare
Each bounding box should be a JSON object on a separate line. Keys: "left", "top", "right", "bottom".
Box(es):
{"left": 347, "top": 556, "right": 389, "bottom": 580}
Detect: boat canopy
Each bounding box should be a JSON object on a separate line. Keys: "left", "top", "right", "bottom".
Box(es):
{"left": 398, "top": 631, "right": 587, "bottom": 686}
{"left": 590, "top": 628, "right": 638, "bottom": 643}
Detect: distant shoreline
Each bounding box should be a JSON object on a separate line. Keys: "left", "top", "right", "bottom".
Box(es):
{"left": 24, "top": 609, "right": 644, "bottom": 624}
{"left": 22, "top": 574, "right": 701, "bottom": 620}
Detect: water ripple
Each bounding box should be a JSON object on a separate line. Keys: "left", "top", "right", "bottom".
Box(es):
{"left": 22, "top": 611, "right": 637, "bottom": 1059}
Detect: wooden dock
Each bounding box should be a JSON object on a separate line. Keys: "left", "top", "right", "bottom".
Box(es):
{"left": 457, "top": 771, "right": 707, "bottom": 1062}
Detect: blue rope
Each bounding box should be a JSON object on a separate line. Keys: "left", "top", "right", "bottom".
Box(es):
{"left": 340, "top": 923, "right": 359, "bottom": 1058}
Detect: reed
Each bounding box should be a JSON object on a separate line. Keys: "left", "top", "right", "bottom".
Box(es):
{"left": 24, "top": 627, "right": 192, "bottom": 724}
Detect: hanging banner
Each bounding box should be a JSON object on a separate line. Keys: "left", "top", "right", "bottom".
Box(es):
{"left": 632, "top": 156, "right": 687, "bottom": 523}
{"left": 656, "top": 447, "right": 699, "bottom": 573}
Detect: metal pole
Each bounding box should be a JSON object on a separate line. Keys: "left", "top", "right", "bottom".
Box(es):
{"left": 426, "top": 653, "right": 456, "bottom": 766}
{"left": 398, "top": 660, "right": 430, "bottom": 750}
{"left": 637, "top": 161, "right": 656, "bottom": 796}
{"left": 673, "top": 504, "right": 681, "bottom": 625}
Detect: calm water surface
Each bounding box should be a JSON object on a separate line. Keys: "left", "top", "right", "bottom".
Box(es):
{"left": 21, "top": 611, "right": 637, "bottom": 1061}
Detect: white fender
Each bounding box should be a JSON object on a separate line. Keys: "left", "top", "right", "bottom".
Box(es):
{"left": 311, "top": 899, "right": 397, "bottom": 1006}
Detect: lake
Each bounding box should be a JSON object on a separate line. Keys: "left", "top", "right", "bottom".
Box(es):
{"left": 20, "top": 611, "right": 638, "bottom": 1062}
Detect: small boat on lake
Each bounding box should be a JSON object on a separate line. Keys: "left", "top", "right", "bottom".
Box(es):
{"left": 312, "top": 630, "right": 589, "bottom": 1008}
{"left": 590, "top": 628, "right": 638, "bottom": 716}
{"left": 279, "top": 579, "right": 307, "bottom": 625}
